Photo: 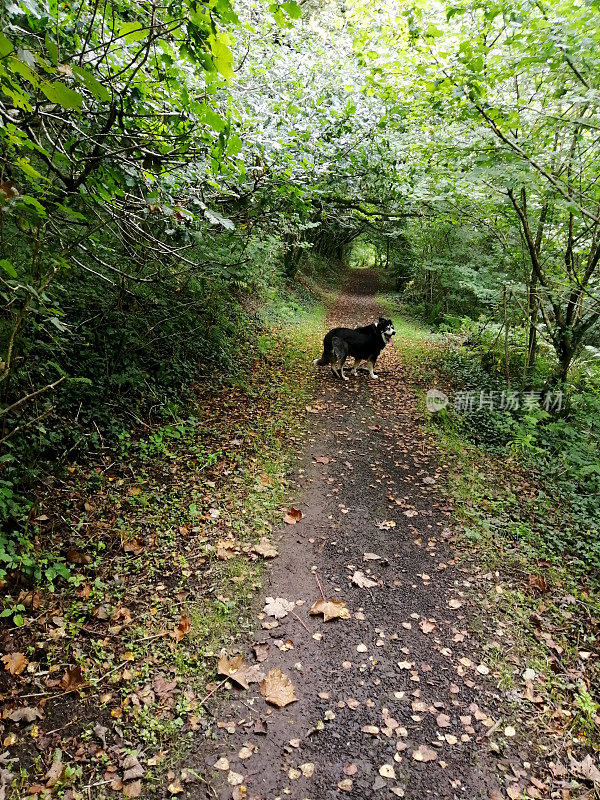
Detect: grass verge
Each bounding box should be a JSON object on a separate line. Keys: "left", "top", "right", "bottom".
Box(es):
{"left": 1, "top": 292, "right": 327, "bottom": 799}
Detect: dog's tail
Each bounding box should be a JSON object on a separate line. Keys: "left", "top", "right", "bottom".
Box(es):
{"left": 313, "top": 337, "right": 333, "bottom": 367}
{"left": 313, "top": 349, "right": 331, "bottom": 367}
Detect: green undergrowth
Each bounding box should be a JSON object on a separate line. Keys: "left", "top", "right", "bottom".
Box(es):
{"left": 2, "top": 276, "right": 328, "bottom": 798}
{"left": 384, "top": 298, "right": 600, "bottom": 750}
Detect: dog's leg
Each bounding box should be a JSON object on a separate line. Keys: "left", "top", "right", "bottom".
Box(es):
{"left": 367, "top": 360, "right": 379, "bottom": 379}
{"left": 351, "top": 358, "right": 362, "bottom": 376}
{"left": 340, "top": 362, "right": 349, "bottom": 381}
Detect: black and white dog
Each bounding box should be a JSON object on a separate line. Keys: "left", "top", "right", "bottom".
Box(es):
{"left": 314, "top": 317, "right": 396, "bottom": 380}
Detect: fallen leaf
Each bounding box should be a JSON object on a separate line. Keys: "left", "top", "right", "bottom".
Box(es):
{"left": 309, "top": 598, "right": 350, "bottom": 622}
{"left": 253, "top": 642, "right": 270, "bottom": 662}
{"left": 419, "top": 619, "right": 436, "bottom": 634}
{"left": 216, "top": 539, "right": 237, "bottom": 560}
{"left": 284, "top": 506, "right": 303, "bottom": 524}
{"left": 45, "top": 759, "right": 65, "bottom": 788}
{"left": 379, "top": 764, "right": 396, "bottom": 779}
{"left": 448, "top": 599, "right": 463, "bottom": 609}
{"left": 173, "top": 615, "right": 191, "bottom": 642}
{"left": 123, "top": 780, "right": 142, "bottom": 798}
{"left": 363, "top": 552, "right": 381, "bottom": 560}
{"left": 217, "top": 654, "right": 262, "bottom": 690}
{"left": 338, "top": 778, "right": 353, "bottom": 791}
{"left": 214, "top": 757, "right": 230, "bottom": 771}
{"left": 351, "top": 570, "right": 377, "bottom": 588}
{"left": 528, "top": 574, "right": 549, "bottom": 592}
{"left": 361, "top": 725, "right": 380, "bottom": 735}
{"left": 412, "top": 745, "right": 437, "bottom": 762}
{"left": 227, "top": 771, "right": 244, "bottom": 786}
{"left": 123, "top": 754, "right": 144, "bottom": 782}
{"left": 343, "top": 763, "right": 358, "bottom": 776}
{"left": 2, "top": 652, "right": 28, "bottom": 675}
{"left": 504, "top": 725, "right": 516, "bottom": 738}
{"left": 59, "top": 665, "right": 88, "bottom": 693}
{"left": 570, "top": 755, "right": 600, "bottom": 785}
{"left": 167, "top": 779, "right": 184, "bottom": 795}
{"left": 436, "top": 714, "right": 451, "bottom": 728}
{"left": 376, "top": 520, "right": 396, "bottom": 529}
{"left": 263, "top": 597, "right": 295, "bottom": 619}
{"left": 260, "top": 668, "right": 297, "bottom": 707}
{"left": 300, "top": 763, "right": 315, "bottom": 777}
{"left": 314, "top": 455, "right": 332, "bottom": 464}
{"left": 253, "top": 539, "right": 278, "bottom": 559}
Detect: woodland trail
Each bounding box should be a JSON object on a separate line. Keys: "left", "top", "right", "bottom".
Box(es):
{"left": 193, "top": 269, "right": 509, "bottom": 800}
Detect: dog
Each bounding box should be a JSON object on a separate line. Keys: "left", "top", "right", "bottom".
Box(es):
{"left": 313, "top": 317, "right": 396, "bottom": 380}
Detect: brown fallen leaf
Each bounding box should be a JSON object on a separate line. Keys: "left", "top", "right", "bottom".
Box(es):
{"left": 60, "top": 665, "right": 88, "bottom": 693}
{"left": 309, "top": 598, "right": 350, "bottom": 622}
{"left": 217, "top": 654, "right": 262, "bottom": 690}
{"left": 314, "top": 455, "right": 332, "bottom": 464}
{"left": 351, "top": 570, "right": 378, "bottom": 589}
{"left": 123, "top": 540, "right": 144, "bottom": 555}
{"left": 570, "top": 754, "right": 600, "bottom": 785}
{"left": 338, "top": 778, "right": 353, "bottom": 792}
{"left": 216, "top": 539, "right": 237, "bottom": 560}
{"left": 8, "top": 706, "right": 42, "bottom": 723}
{"left": 2, "top": 652, "right": 28, "bottom": 675}
{"left": 167, "top": 779, "right": 184, "bottom": 795}
{"left": 67, "top": 548, "right": 92, "bottom": 565}
{"left": 45, "top": 759, "right": 65, "bottom": 788}
{"left": 123, "top": 780, "right": 142, "bottom": 798}
{"left": 284, "top": 506, "right": 303, "bottom": 524}
{"left": 528, "top": 574, "right": 549, "bottom": 592}
{"left": 260, "top": 668, "right": 297, "bottom": 707}
{"left": 419, "top": 619, "right": 436, "bottom": 634}
{"left": 173, "top": 615, "right": 191, "bottom": 641}
{"left": 253, "top": 642, "right": 270, "bottom": 662}
{"left": 412, "top": 745, "right": 437, "bottom": 762}
{"left": 343, "top": 763, "right": 358, "bottom": 776}
{"left": 253, "top": 539, "right": 278, "bottom": 559}
{"left": 436, "top": 713, "right": 451, "bottom": 728}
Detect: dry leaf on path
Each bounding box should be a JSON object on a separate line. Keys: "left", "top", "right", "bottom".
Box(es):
{"left": 284, "top": 506, "right": 303, "bottom": 524}
{"left": 217, "top": 654, "right": 262, "bottom": 690}
{"left": 263, "top": 597, "right": 295, "bottom": 619}
{"left": 314, "top": 455, "right": 332, "bottom": 464}
{"left": 2, "top": 652, "right": 28, "bottom": 675}
{"left": 351, "top": 570, "right": 377, "bottom": 589}
{"left": 363, "top": 552, "right": 381, "bottom": 561}
{"left": 419, "top": 619, "right": 436, "bottom": 634}
{"left": 213, "top": 757, "right": 229, "bottom": 771}
{"left": 260, "top": 668, "right": 297, "bottom": 707}
{"left": 309, "top": 598, "right": 350, "bottom": 622}
{"left": 379, "top": 764, "right": 396, "bottom": 779}
{"left": 412, "top": 745, "right": 437, "bottom": 762}
{"left": 338, "top": 778, "right": 353, "bottom": 792}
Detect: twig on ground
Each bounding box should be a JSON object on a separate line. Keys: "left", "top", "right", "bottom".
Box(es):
{"left": 291, "top": 610, "right": 311, "bottom": 635}
{"left": 315, "top": 572, "right": 326, "bottom": 600}
{"left": 197, "top": 677, "right": 230, "bottom": 710}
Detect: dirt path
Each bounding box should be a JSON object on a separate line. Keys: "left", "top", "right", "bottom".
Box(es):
{"left": 194, "top": 270, "right": 503, "bottom": 800}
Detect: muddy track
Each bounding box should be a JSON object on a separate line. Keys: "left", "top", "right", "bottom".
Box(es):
{"left": 192, "top": 269, "right": 504, "bottom": 800}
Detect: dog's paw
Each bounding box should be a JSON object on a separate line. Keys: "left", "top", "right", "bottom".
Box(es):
{"left": 370, "top": 373, "right": 379, "bottom": 380}
{"left": 342, "top": 375, "right": 349, "bottom": 381}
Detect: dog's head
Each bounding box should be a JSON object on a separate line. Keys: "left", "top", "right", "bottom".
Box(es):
{"left": 377, "top": 317, "right": 396, "bottom": 344}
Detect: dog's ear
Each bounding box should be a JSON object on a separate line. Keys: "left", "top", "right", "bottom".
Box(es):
{"left": 378, "top": 317, "right": 386, "bottom": 324}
